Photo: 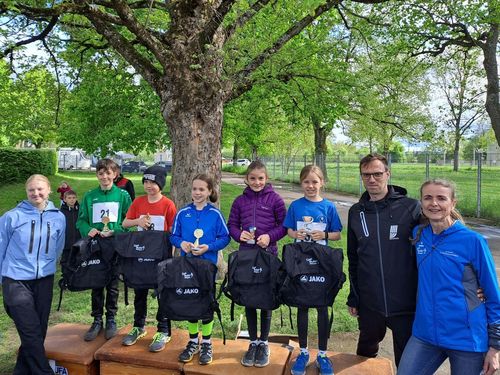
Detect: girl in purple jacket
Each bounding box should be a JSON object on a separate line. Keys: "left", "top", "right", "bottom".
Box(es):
{"left": 228, "top": 160, "right": 287, "bottom": 368}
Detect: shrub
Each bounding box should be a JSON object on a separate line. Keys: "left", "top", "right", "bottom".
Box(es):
{"left": 0, "top": 148, "right": 57, "bottom": 185}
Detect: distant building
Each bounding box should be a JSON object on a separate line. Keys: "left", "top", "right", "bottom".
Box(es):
{"left": 154, "top": 149, "right": 172, "bottom": 163}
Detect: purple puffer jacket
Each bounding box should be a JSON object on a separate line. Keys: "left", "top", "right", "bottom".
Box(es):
{"left": 228, "top": 184, "right": 287, "bottom": 255}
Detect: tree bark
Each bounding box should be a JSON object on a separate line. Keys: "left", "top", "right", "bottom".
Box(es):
{"left": 313, "top": 117, "right": 329, "bottom": 181}
{"left": 453, "top": 126, "right": 460, "bottom": 172}
{"left": 161, "top": 3, "right": 226, "bottom": 208}
{"left": 482, "top": 23, "right": 500, "bottom": 146}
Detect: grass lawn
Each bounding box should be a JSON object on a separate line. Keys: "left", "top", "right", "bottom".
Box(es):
{"left": 0, "top": 171, "right": 354, "bottom": 374}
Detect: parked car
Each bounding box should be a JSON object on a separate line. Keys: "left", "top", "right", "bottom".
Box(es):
{"left": 121, "top": 161, "right": 148, "bottom": 173}
{"left": 222, "top": 157, "right": 232, "bottom": 165}
{"left": 236, "top": 158, "right": 251, "bottom": 166}
{"left": 154, "top": 161, "right": 173, "bottom": 174}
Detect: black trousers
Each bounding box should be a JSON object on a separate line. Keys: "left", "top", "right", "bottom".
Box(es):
{"left": 91, "top": 276, "right": 119, "bottom": 320}
{"left": 133, "top": 288, "right": 171, "bottom": 334}
{"left": 297, "top": 306, "right": 329, "bottom": 351}
{"left": 2, "top": 275, "right": 55, "bottom": 375}
{"left": 356, "top": 306, "right": 414, "bottom": 367}
{"left": 245, "top": 307, "right": 272, "bottom": 342}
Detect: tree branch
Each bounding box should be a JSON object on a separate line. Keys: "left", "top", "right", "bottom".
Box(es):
{"left": 229, "top": 0, "right": 343, "bottom": 101}
{"left": 201, "top": 0, "right": 236, "bottom": 46}
{"left": 1, "top": 15, "right": 58, "bottom": 58}
{"left": 74, "top": 0, "right": 163, "bottom": 93}
{"left": 224, "top": 0, "right": 272, "bottom": 41}
{"left": 112, "top": 0, "right": 170, "bottom": 67}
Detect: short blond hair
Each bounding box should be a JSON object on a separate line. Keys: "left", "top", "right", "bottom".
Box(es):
{"left": 26, "top": 174, "right": 51, "bottom": 190}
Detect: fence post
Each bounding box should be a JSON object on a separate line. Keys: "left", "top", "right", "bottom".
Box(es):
{"left": 292, "top": 157, "right": 295, "bottom": 184}
{"left": 336, "top": 153, "right": 340, "bottom": 191}
{"left": 304, "top": 154, "right": 307, "bottom": 167}
{"left": 476, "top": 151, "right": 482, "bottom": 218}
{"left": 425, "top": 152, "right": 430, "bottom": 180}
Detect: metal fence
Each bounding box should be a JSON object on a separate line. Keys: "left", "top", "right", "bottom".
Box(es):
{"left": 258, "top": 152, "right": 500, "bottom": 221}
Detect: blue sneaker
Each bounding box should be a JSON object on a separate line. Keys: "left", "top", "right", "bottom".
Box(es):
{"left": 291, "top": 351, "right": 309, "bottom": 375}
{"left": 316, "top": 354, "right": 334, "bottom": 375}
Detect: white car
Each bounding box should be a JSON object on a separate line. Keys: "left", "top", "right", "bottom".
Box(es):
{"left": 236, "top": 158, "right": 251, "bottom": 166}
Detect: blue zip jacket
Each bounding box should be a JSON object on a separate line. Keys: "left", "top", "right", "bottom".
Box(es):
{"left": 170, "top": 203, "right": 230, "bottom": 265}
{"left": 0, "top": 200, "right": 66, "bottom": 282}
{"left": 413, "top": 221, "right": 500, "bottom": 352}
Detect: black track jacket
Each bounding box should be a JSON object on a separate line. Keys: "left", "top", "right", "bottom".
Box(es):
{"left": 347, "top": 185, "right": 420, "bottom": 317}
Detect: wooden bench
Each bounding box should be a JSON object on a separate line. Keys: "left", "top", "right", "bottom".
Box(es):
{"left": 95, "top": 326, "right": 186, "bottom": 375}
{"left": 285, "top": 348, "right": 394, "bottom": 375}
{"left": 44, "top": 323, "right": 108, "bottom": 375}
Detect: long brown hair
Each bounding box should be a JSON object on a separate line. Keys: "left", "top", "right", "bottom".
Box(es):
{"left": 411, "top": 179, "right": 464, "bottom": 244}
{"left": 193, "top": 174, "right": 218, "bottom": 203}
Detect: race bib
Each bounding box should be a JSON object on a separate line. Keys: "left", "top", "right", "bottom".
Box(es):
{"left": 92, "top": 202, "right": 119, "bottom": 224}
{"left": 138, "top": 214, "right": 165, "bottom": 231}
{"left": 296, "top": 221, "right": 327, "bottom": 245}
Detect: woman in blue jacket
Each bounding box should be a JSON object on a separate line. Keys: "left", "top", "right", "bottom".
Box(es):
{"left": 170, "top": 173, "right": 230, "bottom": 366}
{"left": 398, "top": 179, "right": 500, "bottom": 375}
{"left": 0, "top": 174, "right": 66, "bottom": 374}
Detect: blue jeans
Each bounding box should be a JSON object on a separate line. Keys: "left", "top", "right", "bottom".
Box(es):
{"left": 397, "top": 336, "right": 485, "bottom": 375}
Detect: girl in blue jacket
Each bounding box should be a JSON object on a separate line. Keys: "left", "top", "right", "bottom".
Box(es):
{"left": 398, "top": 179, "right": 500, "bottom": 375}
{"left": 170, "top": 173, "right": 230, "bottom": 366}
{"left": 0, "top": 174, "right": 66, "bottom": 374}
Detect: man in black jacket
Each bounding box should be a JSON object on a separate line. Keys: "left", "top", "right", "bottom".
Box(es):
{"left": 347, "top": 154, "right": 420, "bottom": 367}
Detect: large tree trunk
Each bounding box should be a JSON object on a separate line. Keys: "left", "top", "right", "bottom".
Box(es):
{"left": 161, "top": 4, "right": 225, "bottom": 208}
{"left": 482, "top": 23, "right": 500, "bottom": 146}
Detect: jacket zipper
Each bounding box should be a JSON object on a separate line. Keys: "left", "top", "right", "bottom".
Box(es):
{"left": 375, "top": 205, "right": 389, "bottom": 317}
{"left": 28, "top": 220, "right": 35, "bottom": 253}
{"left": 35, "top": 213, "right": 43, "bottom": 279}
{"left": 45, "top": 222, "right": 51, "bottom": 254}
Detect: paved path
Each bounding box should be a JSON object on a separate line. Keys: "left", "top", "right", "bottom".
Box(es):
{"left": 222, "top": 172, "right": 500, "bottom": 374}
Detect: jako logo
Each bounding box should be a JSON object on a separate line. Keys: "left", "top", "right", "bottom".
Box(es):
{"left": 176, "top": 288, "right": 183, "bottom": 295}
{"left": 134, "top": 244, "right": 145, "bottom": 252}
{"left": 182, "top": 272, "right": 194, "bottom": 279}
{"left": 300, "top": 275, "right": 309, "bottom": 283}
{"left": 138, "top": 258, "right": 155, "bottom": 262}
{"left": 306, "top": 257, "right": 319, "bottom": 265}
{"left": 182, "top": 288, "right": 199, "bottom": 294}
{"left": 252, "top": 266, "right": 263, "bottom": 273}
{"left": 308, "top": 275, "right": 325, "bottom": 282}
{"left": 81, "top": 259, "right": 100, "bottom": 267}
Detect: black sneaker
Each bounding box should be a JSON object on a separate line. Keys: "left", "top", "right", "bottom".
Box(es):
{"left": 241, "top": 342, "right": 258, "bottom": 367}
{"left": 104, "top": 319, "right": 117, "bottom": 340}
{"left": 198, "top": 342, "right": 213, "bottom": 365}
{"left": 254, "top": 342, "right": 270, "bottom": 367}
{"left": 84, "top": 320, "right": 102, "bottom": 341}
{"left": 179, "top": 341, "right": 199, "bottom": 363}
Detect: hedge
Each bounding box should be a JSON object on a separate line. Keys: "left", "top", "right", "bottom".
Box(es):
{"left": 0, "top": 148, "right": 57, "bottom": 185}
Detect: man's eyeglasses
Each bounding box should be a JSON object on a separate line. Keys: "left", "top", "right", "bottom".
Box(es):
{"left": 361, "top": 172, "right": 386, "bottom": 180}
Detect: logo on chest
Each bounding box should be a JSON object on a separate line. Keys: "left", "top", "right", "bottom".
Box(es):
{"left": 389, "top": 225, "right": 399, "bottom": 240}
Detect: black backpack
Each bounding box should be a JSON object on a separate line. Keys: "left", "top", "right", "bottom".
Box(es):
{"left": 58, "top": 236, "right": 116, "bottom": 309}
{"left": 158, "top": 256, "right": 220, "bottom": 321}
{"left": 280, "top": 242, "right": 345, "bottom": 308}
{"left": 222, "top": 248, "right": 284, "bottom": 318}
{"left": 114, "top": 231, "right": 172, "bottom": 289}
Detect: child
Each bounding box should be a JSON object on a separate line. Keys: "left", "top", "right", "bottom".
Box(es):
{"left": 59, "top": 190, "right": 81, "bottom": 267}
{"left": 121, "top": 165, "right": 177, "bottom": 352}
{"left": 57, "top": 181, "right": 72, "bottom": 205}
{"left": 76, "top": 158, "right": 132, "bottom": 342}
{"left": 170, "top": 174, "right": 230, "bottom": 365}
{"left": 115, "top": 170, "right": 136, "bottom": 201}
{"left": 0, "top": 174, "right": 65, "bottom": 374}
{"left": 227, "top": 160, "right": 287, "bottom": 367}
{"left": 283, "top": 165, "right": 342, "bottom": 375}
